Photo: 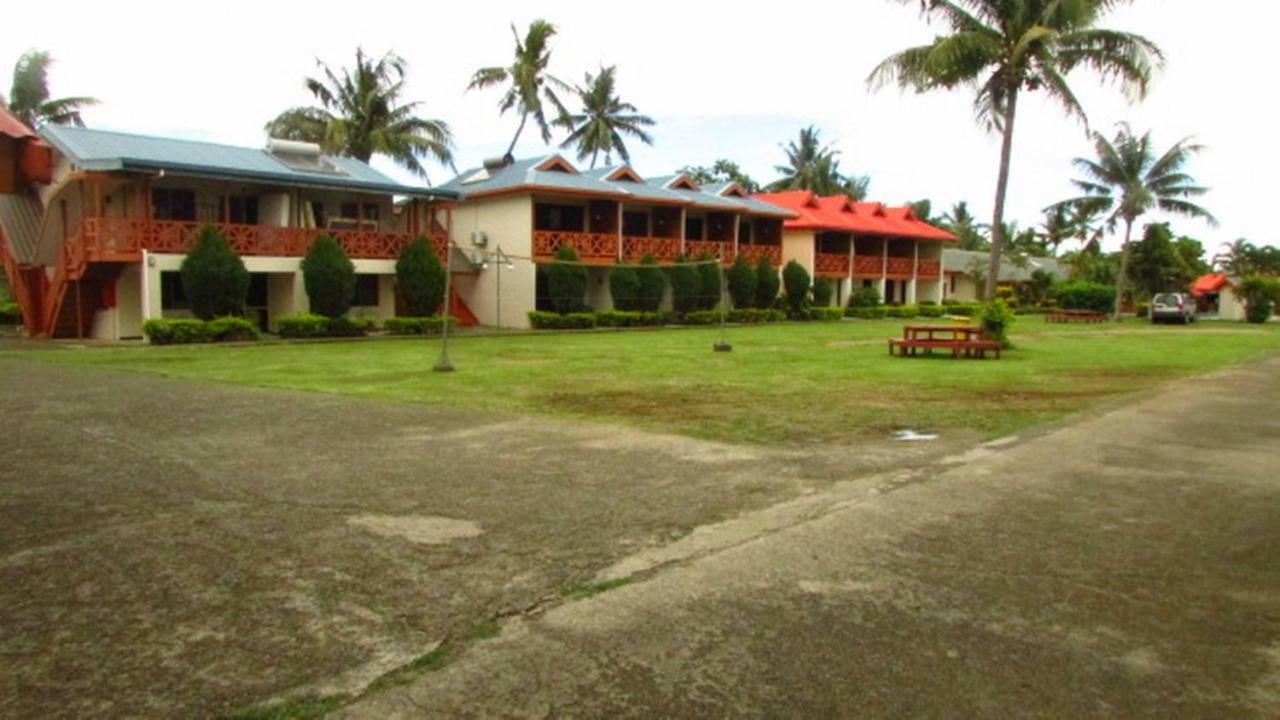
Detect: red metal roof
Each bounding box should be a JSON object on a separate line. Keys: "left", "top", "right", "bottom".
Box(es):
{"left": 1191, "top": 273, "right": 1231, "bottom": 296}
{"left": 751, "top": 191, "right": 956, "bottom": 240}
{"left": 0, "top": 105, "right": 37, "bottom": 140}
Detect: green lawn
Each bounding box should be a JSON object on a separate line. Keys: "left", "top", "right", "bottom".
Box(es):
{"left": 8, "top": 319, "right": 1279, "bottom": 445}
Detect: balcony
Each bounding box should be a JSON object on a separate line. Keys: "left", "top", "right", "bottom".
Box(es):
{"left": 853, "top": 255, "right": 882, "bottom": 277}
{"left": 621, "top": 235, "right": 681, "bottom": 263}
{"left": 684, "top": 240, "right": 735, "bottom": 265}
{"left": 885, "top": 256, "right": 914, "bottom": 278}
{"left": 80, "top": 217, "right": 445, "bottom": 262}
{"left": 814, "top": 252, "right": 850, "bottom": 277}
{"left": 532, "top": 230, "right": 619, "bottom": 264}
{"left": 917, "top": 259, "right": 941, "bottom": 278}
{"left": 736, "top": 244, "right": 781, "bottom": 265}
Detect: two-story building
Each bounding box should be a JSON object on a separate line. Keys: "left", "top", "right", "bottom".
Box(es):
{"left": 436, "top": 155, "right": 796, "bottom": 327}
{"left": 0, "top": 109, "right": 459, "bottom": 339}
{"left": 751, "top": 190, "right": 957, "bottom": 305}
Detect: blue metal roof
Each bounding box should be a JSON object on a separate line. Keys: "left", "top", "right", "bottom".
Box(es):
{"left": 39, "top": 125, "right": 456, "bottom": 199}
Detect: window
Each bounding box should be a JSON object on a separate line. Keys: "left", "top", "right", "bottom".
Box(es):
{"left": 353, "top": 275, "right": 380, "bottom": 306}
{"left": 160, "top": 272, "right": 187, "bottom": 309}
{"left": 949, "top": 274, "right": 957, "bottom": 293}
{"left": 684, "top": 217, "right": 704, "bottom": 241}
{"left": 534, "top": 204, "right": 585, "bottom": 232}
{"left": 152, "top": 188, "right": 196, "bottom": 221}
{"left": 622, "top": 211, "right": 649, "bottom": 236}
{"left": 739, "top": 221, "right": 753, "bottom": 244}
{"left": 339, "top": 202, "right": 380, "bottom": 221}
{"left": 310, "top": 201, "right": 327, "bottom": 229}
{"left": 247, "top": 274, "right": 268, "bottom": 307}
{"left": 228, "top": 195, "right": 259, "bottom": 225}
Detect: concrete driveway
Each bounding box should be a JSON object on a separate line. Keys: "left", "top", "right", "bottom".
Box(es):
{"left": 343, "top": 354, "right": 1280, "bottom": 719}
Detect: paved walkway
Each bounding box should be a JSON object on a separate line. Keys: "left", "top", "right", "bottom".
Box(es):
{"left": 344, "top": 354, "right": 1280, "bottom": 719}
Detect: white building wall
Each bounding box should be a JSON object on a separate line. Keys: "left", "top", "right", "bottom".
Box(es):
{"left": 450, "top": 194, "right": 536, "bottom": 328}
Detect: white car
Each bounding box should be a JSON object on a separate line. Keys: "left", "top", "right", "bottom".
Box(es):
{"left": 1151, "top": 293, "right": 1196, "bottom": 324}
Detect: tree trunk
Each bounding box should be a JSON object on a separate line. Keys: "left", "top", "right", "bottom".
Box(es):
{"left": 507, "top": 113, "right": 529, "bottom": 156}
{"left": 590, "top": 149, "right": 598, "bottom": 169}
{"left": 985, "top": 87, "right": 1020, "bottom": 300}
{"left": 1113, "top": 218, "right": 1135, "bottom": 321}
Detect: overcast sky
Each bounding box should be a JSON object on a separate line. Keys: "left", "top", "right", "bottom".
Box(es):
{"left": 4, "top": 1, "right": 1274, "bottom": 253}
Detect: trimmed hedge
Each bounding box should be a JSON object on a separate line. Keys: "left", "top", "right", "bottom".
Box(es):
{"left": 384, "top": 316, "right": 456, "bottom": 335}
{"left": 846, "top": 305, "right": 888, "bottom": 319}
{"left": 276, "top": 314, "right": 332, "bottom": 338}
{"left": 727, "top": 308, "right": 786, "bottom": 324}
{"left": 528, "top": 311, "right": 596, "bottom": 329}
{"left": 1054, "top": 281, "right": 1115, "bottom": 313}
{"left": 918, "top": 304, "right": 945, "bottom": 318}
{"left": 680, "top": 310, "right": 722, "bottom": 325}
{"left": 884, "top": 304, "right": 920, "bottom": 319}
{"left": 594, "top": 310, "right": 666, "bottom": 327}
{"left": 805, "top": 306, "right": 844, "bottom": 321}
{"left": 847, "top": 285, "right": 881, "bottom": 308}
{"left": 142, "top": 316, "right": 259, "bottom": 344}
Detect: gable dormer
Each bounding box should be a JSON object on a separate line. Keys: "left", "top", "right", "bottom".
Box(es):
{"left": 666, "top": 175, "right": 700, "bottom": 192}
{"left": 535, "top": 155, "right": 577, "bottom": 174}
{"left": 605, "top": 166, "right": 645, "bottom": 183}
{"left": 717, "top": 183, "right": 748, "bottom": 198}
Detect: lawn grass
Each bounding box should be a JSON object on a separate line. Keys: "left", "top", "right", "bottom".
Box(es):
{"left": 8, "top": 319, "right": 1279, "bottom": 445}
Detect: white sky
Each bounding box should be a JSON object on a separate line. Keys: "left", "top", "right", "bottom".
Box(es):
{"left": 4, "top": 0, "right": 1275, "bottom": 253}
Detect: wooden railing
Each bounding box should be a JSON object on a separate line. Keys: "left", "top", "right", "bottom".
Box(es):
{"left": 917, "top": 259, "right": 941, "bottom": 278}
{"left": 853, "top": 255, "right": 883, "bottom": 277}
{"left": 621, "top": 236, "right": 681, "bottom": 262}
{"left": 814, "top": 252, "right": 850, "bottom": 277}
{"left": 684, "top": 240, "right": 735, "bottom": 265}
{"left": 79, "top": 217, "right": 444, "bottom": 261}
{"left": 532, "top": 230, "right": 619, "bottom": 263}
{"left": 736, "top": 244, "right": 780, "bottom": 265}
{"left": 885, "top": 257, "right": 914, "bottom": 277}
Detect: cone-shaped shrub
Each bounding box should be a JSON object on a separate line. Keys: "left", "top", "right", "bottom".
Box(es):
{"left": 636, "top": 255, "right": 666, "bottom": 312}
{"left": 395, "top": 236, "right": 446, "bottom": 316}
{"left": 544, "top": 245, "right": 588, "bottom": 313}
{"left": 668, "top": 254, "right": 702, "bottom": 314}
{"left": 180, "top": 225, "right": 250, "bottom": 320}
{"left": 727, "top": 255, "right": 758, "bottom": 309}
{"left": 695, "top": 253, "right": 721, "bottom": 310}
{"left": 754, "top": 256, "right": 779, "bottom": 309}
{"left": 812, "top": 277, "right": 834, "bottom": 307}
{"left": 302, "top": 235, "right": 356, "bottom": 318}
{"left": 782, "top": 260, "right": 811, "bottom": 318}
{"left": 609, "top": 266, "right": 640, "bottom": 312}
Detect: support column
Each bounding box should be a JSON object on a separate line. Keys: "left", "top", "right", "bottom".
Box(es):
{"left": 906, "top": 239, "right": 919, "bottom": 304}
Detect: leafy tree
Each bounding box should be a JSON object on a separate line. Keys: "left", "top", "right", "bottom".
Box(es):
{"left": 668, "top": 255, "right": 702, "bottom": 314}
{"left": 395, "top": 237, "right": 446, "bottom": 316}
{"left": 754, "top": 256, "right": 780, "bottom": 309}
{"left": 559, "top": 65, "right": 654, "bottom": 168}
{"left": 2, "top": 50, "right": 97, "bottom": 128}
{"left": 544, "top": 245, "right": 588, "bottom": 313}
{"left": 1053, "top": 123, "right": 1215, "bottom": 318}
{"left": 1173, "top": 236, "right": 1210, "bottom": 277}
{"left": 635, "top": 255, "right": 667, "bottom": 312}
{"left": 1024, "top": 268, "right": 1056, "bottom": 306}
{"left": 608, "top": 265, "right": 640, "bottom": 311}
{"left": 781, "top": 260, "right": 811, "bottom": 317}
{"left": 180, "top": 226, "right": 250, "bottom": 320}
{"left": 468, "top": 20, "right": 570, "bottom": 156}
{"left": 726, "top": 255, "right": 758, "bottom": 308}
{"left": 265, "top": 49, "right": 453, "bottom": 178}
{"left": 679, "top": 160, "right": 761, "bottom": 193}
{"left": 812, "top": 277, "right": 835, "bottom": 306}
{"left": 301, "top": 235, "right": 356, "bottom": 318}
{"left": 870, "top": 0, "right": 1163, "bottom": 299}
{"left": 1237, "top": 277, "right": 1280, "bottom": 323}
{"left": 766, "top": 126, "right": 871, "bottom": 198}
{"left": 1127, "top": 222, "right": 1196, "bottom": 299}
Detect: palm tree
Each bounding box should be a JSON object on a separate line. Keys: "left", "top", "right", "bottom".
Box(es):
{"left": 941, "top": 201, "right": 988, "bottom": 250}
{"left": 767, "top": 126, "right": 870, "bottom": 197}
{"left": 1212, "top": 239, "right": 1256, "bottom": 276}
{"left": 265, "top": 48, "right": 453, "bottom": 179}
{"left": 2, "top": 50, "right": 97, "bottom": 128}
{"left": 868, "top": 0, "right": 1163, "bottom": 300}
{"left": 559, "top": 65, "right": 655, "bottom": 168}
{"left": 1052, "top": 123, "right": 1215, "bottom": 319}
{"left": 468, "top": 20, "right": 571, "bottom": 156}
{"left": 1038, "top": 202, "right": 1099, "bottom": 255}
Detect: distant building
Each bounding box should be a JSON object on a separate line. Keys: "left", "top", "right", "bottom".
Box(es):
{"left": 942, "top": 249, "right": 1069, "bottom": 302}
{"left": 1191, "top": 273, "right": 1249, "bottom": 320}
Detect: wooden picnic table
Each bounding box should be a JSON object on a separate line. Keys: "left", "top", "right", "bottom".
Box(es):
{"left": 889, "top": 324, "right": 1002, "bottom": 359}
{"left": 902, "top": 324, "right": 985, "bottom": 341}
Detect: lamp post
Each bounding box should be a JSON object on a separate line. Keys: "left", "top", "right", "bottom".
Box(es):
{"left": 433, "top": 238, "right": 455, "bottom": 373}
{"left": 714, "top": 249, "right": 732, "bottom": 352}
{"left": 492, "top": 246, "right": 513, "bottom": 329}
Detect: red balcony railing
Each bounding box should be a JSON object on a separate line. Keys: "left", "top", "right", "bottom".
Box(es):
{"left": 532, "top": 230, "right": 619, "bottom": 263}
{"left": 736, "top": 244, "right": 780, "bottom": 266}
{"left": 853, "top": 255, "right": 883, "bottom": 277}
{"left": 621, "top": 235, "right": 681, "bottom": 262}
{"left": 80, "top": 217, "right": 444, "bottom": 261}
{"left": 885, "top": 256, "right": 914, "bottom": 277}
{"left": 917, "top": 259, "right": 941, "bottom": 278}
{"left": 685, "top": 240, "right": 735, "bottom": 265}
{"left": 814, "top": 252, "right": 850, "bottom": 277}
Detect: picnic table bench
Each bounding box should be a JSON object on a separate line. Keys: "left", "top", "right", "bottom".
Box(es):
{"left": 888, "top": 324, "right": 1003, "bottom": 359}
{"left": 1045, "top": 309, "right": 1106, "bottom": 323}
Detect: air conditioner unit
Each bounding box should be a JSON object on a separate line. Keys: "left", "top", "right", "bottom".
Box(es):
{"left": 470, "top": 231, "right": 489, "bottom": 247}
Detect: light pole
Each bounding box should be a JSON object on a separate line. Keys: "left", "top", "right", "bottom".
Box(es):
{"left": 492, "top": 246, "right": 512, "bottom": 329}
{"left": 433, "top": 238, "right": 455, "bottom": 372}
{"left": 714, "top": 249, "right": 732, "bottom": 353}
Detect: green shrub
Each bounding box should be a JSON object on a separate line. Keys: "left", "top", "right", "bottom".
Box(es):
{"left": 594, "top": 310, "right": 643, "bottom": 327}
{"left": 847, "top": 285, "right": 881, "bottom": 308}
{"left": 681, "top": 310, "right": 722, "bottom": 325}
{"left": 726, "top": 308, "right": 786, "bottom": 323}
{"left": 811, "top": 278, "right": 834, "bottom": 307}
{"left": 384, "top": 316, "right": 456, "bottom": 335}
{"left": 979, "top": 299, "right": 1016, "bottom": 347}
{"left": 276, "top": 314, "right": 331, "bottom": 338}
{"left": 781, "top": 260, "right": 811, "bottom": 318}
{"left": 206, "top": 316, "right": 259, "bottom": 342}
{"left": 395, "top": 237, "right": 446, "bottom": 316}
{"left": 636, "top": 255, "right": 666, "bottom": 312}
{"left": 180, "top": 226, "right": 250, "bottom": 320}
{"left": 754, "top": 256, "right": 780, "bottom": 309}
{"left": 0, "top": 300, "right": 20, "bottom": 325}
{"left": 142, "top": 318, "right": 212, "bottom": 344}
{"left": 1054, "top": 281, "right": 1115, "bottom": 313}
{"left": 608, "top": 266, "right": 641, "bottom": 312}
{"left": 805, "top": 306, "right": 844, "bottom": 321}
{"left": 884, "top": 304, "right": 919, "bottom": 319}
{"left": 327, "top": 316, "right": 372, "bottom": 337}
{"left": 918, "top": 304, "right": 945, "bottom": 318}
{"left": 847, "top": 305, "right": 888, "bottom": 319}
{"left": 1239, "top": 276, "right": 1280, "bottom": 323}
{"left": 544, "top": 246, "right": 589, "bottom": 314}
{"left": 946, "top": 303, "right": 981, "bottom": 317}
{"left": 302, "top": 235, "right": 356, "bottom": 318}
{"left": 528, "top": 311, "right": 596, "bottom": 329}
{"left": 726, "top": 255, "right": 757, "bottom": 309}
{"left": 695, "top": 253, "right": 722, "bottom": 310}
{"left": 941, "top": 297, "right": 959, "bottom": 306}
{"left": 668, "top": 254, "right": 702, "bottom": 314}
{"left": 919, "top": 299, "right": 938, "bottom": 306}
